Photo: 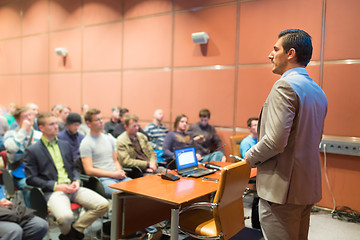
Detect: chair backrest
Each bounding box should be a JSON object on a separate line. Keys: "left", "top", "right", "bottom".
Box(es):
{"left": 213, "top": 161, "right": 251, "bottom": 240}
{"left": 0, "top": 168, "right": 15, "bottom": 199}
{"left": 76, "top": 158, "right": 108, "bottom": 198}
{"left": 229, "top": 135, "right": 247, "bottom": 159}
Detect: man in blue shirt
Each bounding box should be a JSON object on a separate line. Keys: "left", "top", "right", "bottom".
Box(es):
{"left": 240, "top": 117, "right": 258, "bottom": 158}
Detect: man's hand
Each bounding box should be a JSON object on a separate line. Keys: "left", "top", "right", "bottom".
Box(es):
{"left": 146, "top": 162, "right": 157, "bottom": 173}
{"left": 0, "top": 198, "right": 13, "bottom": 208}
{"left": 71, "top": 181, "right": 80, "bottom": 191}
{"left": 193, "top": 135, "right": 205, "bottom": 143}
{"left": 112, "top": 170, "right": 126, "bottom": 180}
{"left": 196, "top": 154, "right": 202, "bottom": 161}
{"left": 221, "top": 155, "right": 226, "bottom": 162}
{"left": 244, "top": 153, "right": 251, "bottom": 166}
{"left": 55, "top": 183, "right": 78, "bottom": 194}
{"left": 21, "top": 119, "right": 32, "bottom": 133}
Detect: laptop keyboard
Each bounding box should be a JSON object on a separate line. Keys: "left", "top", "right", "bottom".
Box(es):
{"left": 182, "top": 168, "right": 208, "bottom": 176}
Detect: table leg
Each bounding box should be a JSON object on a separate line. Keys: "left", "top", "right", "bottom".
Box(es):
{"left": 111, "top": 192, "right": 119, "bottom": 240}
{"left": 170, "top": 208, "right": 179, "bottom": 240}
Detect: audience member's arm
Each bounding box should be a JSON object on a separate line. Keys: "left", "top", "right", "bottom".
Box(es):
{"left": 116, "top": 141, "right": 148, "bottom": 170}
{"left": 82, "top": 156, "right": 125, "bottom": 180}
{"left": 4, "top": 128, "right": 29, "bottom": 152}
{"left": 24, "top": 150, "right": 56, "bottom": 192}
{"left": 162, "top": 132, "right": 175, "bottom": 160}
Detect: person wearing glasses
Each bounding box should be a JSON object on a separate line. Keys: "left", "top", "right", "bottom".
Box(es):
{"left": 80, "top": 109, "right": 131, "bottom": 198}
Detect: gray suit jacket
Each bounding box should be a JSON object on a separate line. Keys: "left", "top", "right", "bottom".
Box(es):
{"left": 247, "top": 68, "right": 327, "bottom": 205}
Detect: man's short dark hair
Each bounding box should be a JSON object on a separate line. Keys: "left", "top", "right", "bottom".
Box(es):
{"left": 120, "top": 108, "right": 129, "bottom": 117}
{"left": 84, "top": 108, "right": 101, "bottom": 122}
{"left": 247, "top": 117, "right": 259, "bottom": 127}
{"left": 174, "top": 114, "right": 187, "bottom": 129}
{"left": 123, "top": 114, "right": 138, "bottom": 127}
{"left": 278, "top": 29, "right": 313, "bottom": 67}
{"left": 37, "top": 113, "right": 55, "bottom": 126}
{"left": 199, "top": 109, "right": 210, "bottom": 118}
{"left": 13, "top": 107, "right": 29, "bottom": 120}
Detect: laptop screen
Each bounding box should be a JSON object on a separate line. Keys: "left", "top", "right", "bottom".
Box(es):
{"left": 174, "top": 147, "right": 198, "bottom": 171}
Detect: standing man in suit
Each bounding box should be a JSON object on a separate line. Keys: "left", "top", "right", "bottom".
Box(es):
{"left": 24, "top": 113, "right": 109, "bottom": 240}
{"left": 245, "top": 29, "right": 328, "bottom": 240}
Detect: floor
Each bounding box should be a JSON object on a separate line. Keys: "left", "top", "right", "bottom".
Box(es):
{"left": 46, "top": 193, "right": 360, "bottom": 240}
{"left": 241, "top": 194, "right": 360, "bottom": 240}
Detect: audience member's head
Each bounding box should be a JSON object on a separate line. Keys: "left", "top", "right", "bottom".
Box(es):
{"left": 84, "top": 108, "right": 100, "bottom": 123}
{"left": 247, "top": 117, "right": 259, "bottom": 138}
{"left": 174, "top": 114, "right": 188, "bottom": 133}
{"left": 58, "top": 105, "right": 70, "bottom": 123}
{"left": 65, "top": 113, "right": 82, "bottom": 134}
{"left": 119, "top": 108, "right": 129, "bottom": 120}
{"left": 199, "top": 108, "right": 211, "bottom": 127}
{"left": 51, "top": 104, "right": 62, "bottom": 117}
{"left": 8, "top": 102, "right": 17, "bottom": 115}
{"left": 26, "top": 103, "right": 39, "bottom": 119}
{"left": 111, "top": 106, "right": 121, "bottom": 122}
{"left": 38, "top": 113, "right": 58, "bottom": 139}
{"left": 124, "top": 114, "right": 139, "bottom": 137}
{"left": 14, "top": 106, "right": 33, "bottom": 127}
{"left": 85, "top": 108, "right": 104, "bottom": 134}
{"left": 81, "top": 104, "right": 89, "bottom": 114}
{"left": 153, "top": 109, "right": 164, "bottom": 123}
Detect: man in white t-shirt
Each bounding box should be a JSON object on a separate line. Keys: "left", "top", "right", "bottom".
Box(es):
{"left": 79, "top": 108, "right": 131, "bottom": 198}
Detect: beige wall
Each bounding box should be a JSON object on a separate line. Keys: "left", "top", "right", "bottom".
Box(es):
{"left": 0, "top": 0, "right": 359, "bottom": 211}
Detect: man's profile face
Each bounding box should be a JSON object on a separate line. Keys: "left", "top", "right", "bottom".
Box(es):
{"left": 126, "top": 119, "right": 139, "bottom": 136}
{"left": 268, "top": 37, "right": 289, "bottom": 75}
{"left": 112, "top": 109, "right": 120, "bottom": 120}
{"left": 200, "top": 117, "right": 209, "bottom": 127}
{"left": 249, "top": 120, "right": 258, "bottom": 135}
{"left": 89, "top": 114, "right": 104, "bottom": 131}
{"left": 40, "top": 116, "right": 59, "bottom": 138}
{"left": 59, "top": 108, "right": 70, "bottom": 121}
{"left": 154, "top": 110, "right": 163, "bottom": 122}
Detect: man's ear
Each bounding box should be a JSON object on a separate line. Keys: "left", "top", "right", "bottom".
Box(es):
{"left": 38, "top": 125, "right": 44, "bottom": 132}
{"left": 86, "top": 120, "right": 91, "bottom": 127}
{"left": 287, "top": 48, "right": 296, "bottom": 61}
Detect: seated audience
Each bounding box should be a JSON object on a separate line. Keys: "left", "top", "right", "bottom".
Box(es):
{"left": 24, "top": 113, "right": 109, "bottom": 240}
{"left": 80, "top": 109, "right": 131, "bottom": 198}
{"left": 117, "top": 114, "right": 164, "bottom": 174}
{"left": 187, "top": 109, "right": 226, "bottom": 163}
{"left": 163, "top": 114, "right": 201, "bottom": 167}
{"left": 144, "top": 109, "right": 168, "bottom": 150}
{"left": 0, "top": 186, "right": 48, "bottom": 240}
{"left": 57, "top": 105, "right": 70, "bottom": 132}
{"left": 58, "top": 113, "right": 84, "bottom": 161}
{"left": 25, "top": 103, "right": 39, "bottom": 130}
{"left": 0, "top": 114, "right": 9, "bottom": 137}
{"left": 3, "top": 102, "right": 17, "bottom": 127}
{"left": 4, "top": 107, "right": 42, "bottom": 207}
{"left": 144, "top": 109, "right": 168, "bottom": 163}
{"left": 110, "top": 108, "right": 128, "bottom": 138}
{"left": 112, "top": 108, "right": 148, "bottom": 139}
{"left": 0, "top": 135, "right": 4, "bottom": 151}
{"left": 240, "top": 117, "right": 258, "bottom": 158}
{"left": 104, "top": 106, "right": 121, "bottom": 136}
